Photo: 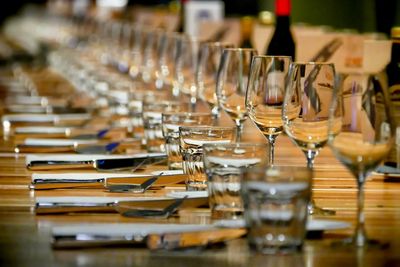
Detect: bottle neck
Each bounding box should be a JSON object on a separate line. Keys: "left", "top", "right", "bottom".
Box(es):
{"left": 275, "top": 15, "right": 291, "bottom": 29}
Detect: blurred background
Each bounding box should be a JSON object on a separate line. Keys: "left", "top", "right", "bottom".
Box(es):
{"left": 0, "top": 0, "right": 399, "bottom": 36}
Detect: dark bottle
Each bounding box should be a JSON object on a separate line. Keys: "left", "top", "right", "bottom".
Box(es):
{"left": 176, "top": 0, "right": 189, "bottom": 33}
{"left": 265, "top": 0, "right": 295, "bottom": 59}
{"left": 387, "top": 27, "right": 400, "bottom": 93}
{"left": 239, "top": 16, "right": 254, "bottom": 49}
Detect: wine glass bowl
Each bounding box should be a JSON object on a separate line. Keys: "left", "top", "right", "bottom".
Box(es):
{"left": 328, "top": 72, "right": 395, "bottom": 248}
{"left": 216, "top": 48, "right": 257, "bottom": 141}
{"left": 246, "top": 55, "right": 292, "bottom": 165}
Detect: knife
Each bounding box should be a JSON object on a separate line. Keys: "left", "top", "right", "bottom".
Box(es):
{"left": 30, "top": 174, "right": 186, "bottom": 190}
{"left": 27, "top": 154, "right": 167, "bottom": 171}
{"left": 36, "top": 196, "right": 208, "bottom": 214}
{"left": 52, "top": 228, "right": 246, "bottom": 249}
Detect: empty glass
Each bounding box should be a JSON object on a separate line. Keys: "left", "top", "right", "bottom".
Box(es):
{"left": 246, "top": 55, "right": 292, "bottom": 165}
{"left": 241, "top": 166, "right": 312, "bottom": 254}
{"left": 179, "top": 126, "right": 236, "bottom": 191}
{"left": 216, "top": 48, "right": 257, "bottom": 141}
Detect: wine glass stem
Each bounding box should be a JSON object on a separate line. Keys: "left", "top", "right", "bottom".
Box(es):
{"left": 267, "top": 135, "right": 277, "bottom": 166}
{"left": 235, "top": 121, "right": 244, "bottom": 142}
{"left": 306, "top": 150, "right": 317, "bottom": 169}
{"left": 355, "top": 174, "right": 367, "bottom": 247}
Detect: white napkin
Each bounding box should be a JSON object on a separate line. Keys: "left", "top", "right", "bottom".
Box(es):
{"left": 52, "top": 223, "right": 215, "bottom": 237}
{"left": 31, "top": 172, "right": 146, "bottom": 182}
{"left": 25, "top": 152, "right": 166, "bottom": 165}
{"left": 151, "top": 170, "right": 184, "bottom": 176}
{"left": 24, "top": 138, "right": 98, "bottom": 146}
{"left": 2, "top": 113, "right": 91, "bottom": 122}
{"left": 36, "top": 196, "right": 169, "bottom": 204}
{"left": 166, "top": 191, "right": 209, "bottom": 198}
{"left": 15, "top": 127, "right": 69, "bottom": 134}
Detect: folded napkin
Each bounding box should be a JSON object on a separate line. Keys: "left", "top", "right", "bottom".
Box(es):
{"left": 26, "top": 152, "right": 166, "bottom": 165}
{"left": 36, "top": 196, "right": 169, "bottom": 205}
{"left": 31, "top": 172, "right": 145, "bottom": 182}
{"left": 166, "top": 191, "right": 209, "bottom": 198}
{"left": 15, "top": 127, "right": 69, "bottom": 134}
{"left": 24, "top": 138, "right": 98, "bottom": 146}
{"left": 52, "top": 223, "right": 215, "bottom": 237}
{"left": 2, "top": 113, "right": 91, "bottom": 122}
{"left": 213, "top": 219, "right": 350, "bottom": 231}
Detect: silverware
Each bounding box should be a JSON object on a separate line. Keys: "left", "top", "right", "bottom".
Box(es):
{"left": 30, "top": 173, "right": 186, "bottom": 190}
{"left": 35, "top": 195, "right": 208, "bottom": 214}
{"left": 74, "top": 142, "right": 119, "bottom": 154}
{"left": 27, "top": 154, "right": 167, "bottom": 171}
{"left": 106, "top": 173, "right": 162, "bottom": 193}
{"left": 121, "top": 195, "right": 188, "bottom": 218}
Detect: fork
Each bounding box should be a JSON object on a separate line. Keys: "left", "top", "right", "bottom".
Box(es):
{"left": 106, "top": 172, "right": 163, "bottom": 193}
{"left": 121, "top": 195, "right": 188, "bottom": 218}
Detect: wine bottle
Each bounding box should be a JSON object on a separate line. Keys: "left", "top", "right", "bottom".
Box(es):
{"left": 265, "top": 0, "right": 295, "bottom": 59}
{"left": 239, "top": 16, "right": 254, "bottom": 49}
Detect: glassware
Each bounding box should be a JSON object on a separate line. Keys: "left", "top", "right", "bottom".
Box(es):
{"left": 216, "top": 48, "right": 257, "bottom": 141}
{"left": 328, "top": 73, "right": 395, "bottom": 247}
{"left": 282, "top": 62, "right": 337, "bottom": 216}
{"left": 203, "top": 143, "right": 268, "bottom": 221}
{"left": 179, "top": 126, "right": 236, "bottom": 191}
{"left": 197, "top": 42, "right": 234, "bottom": 119}
{"left": 241, "top": 166, "right": 312, "bottom": 254}
{"left": 162, "top": 112, "right": 213, "bottom": 170}
{"left": 246, "top": 55, "right": 292, "bottom": 165}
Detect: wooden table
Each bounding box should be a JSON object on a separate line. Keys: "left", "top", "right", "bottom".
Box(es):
{"left": 1, "top": 117, "right": 400, "bottom": 267}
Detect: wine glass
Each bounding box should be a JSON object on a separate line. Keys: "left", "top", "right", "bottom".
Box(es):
{"left": 282, "top": 62, "right": 337, "bottom": 216}
{"left": 246, "top": 55, "right": 292, "bottom": 165}
{"left": 216, "top": 48, "right": 257, "bottom": 141}
{"left": 328, "top": 73, "right": 395, "bottom": 247}
{"left": 197, "top": 41, "right": 234, "bottom": 119}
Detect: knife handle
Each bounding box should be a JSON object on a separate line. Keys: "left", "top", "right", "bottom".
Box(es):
{"left": 27, "top": 160, "right": 94, "bottom": 170}
{"left": 146, "top": 229, "right": 246, "bottom": 250}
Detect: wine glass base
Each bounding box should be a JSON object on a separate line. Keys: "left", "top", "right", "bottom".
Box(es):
{"left": 308, "top": 201, "right": 336, "bottom": 216}
{"left": 331, "top": 237, "right": 390, "bottom": 250}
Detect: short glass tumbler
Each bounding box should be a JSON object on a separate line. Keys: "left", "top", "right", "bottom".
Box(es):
{"left": 241, "top": 166, "right": 312, "bottom": 254}
{"left": 179, "top": 126, "right": 236, "bottom": 191}
{"left": 162, "top": 112, "right": 213, "bottom": 170}
{"left": 203, "top": 143, "right": 268, "bottom": 221}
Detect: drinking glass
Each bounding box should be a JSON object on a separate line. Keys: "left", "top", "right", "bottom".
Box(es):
{"left": 173, "top": 35, "right": 202, "bottom": 109}
{"left": 179, "top": 126, "right": 236, "bottom": 191}
{"left": 162, "top": 112, "right": 213, "bottom": 170}
{"left": 216, "top": 48, "right": 257, "bottom": 141}
{"left": 241, "top": 166, "right": 312, "bottom": 254}
{"left": 203, "top": 143, "right": 268, "bottom": 221}
{"left": 282, "top": 62, "right": 337, "bottom": 216}
{"left": 246, "top": 55, "right": 292, "bottom": 165}
{"left": 142, "top": 101, "right": 189, "bottom": 152}
{"left": 197, "top": 42, "right": 234, "bottom": 119}
{"left": 328, "top": 73, "right": 395, "bottom": 247}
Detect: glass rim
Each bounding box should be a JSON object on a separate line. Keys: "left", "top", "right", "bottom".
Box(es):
{"left": 202, "top": 142, "right": 268, "bottom": 149}
{"left": 290, "top": 61, "right": 335, "bottom": 66}
{"left": 252, "top": 55, "right": 292, "bottom": 60}
{"left": 241, "top": 165, "right": 313, "bottom": 176}
{"left": 161, "top": 111, "right": 212, "bottom": 117}
{"left": 178, "top": 125, "right": 236, "bottom": 131}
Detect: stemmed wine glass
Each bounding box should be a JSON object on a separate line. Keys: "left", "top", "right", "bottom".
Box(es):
{"left": 328, "top": 73, "right": 395, "bottom": 247}
{"left": 246, "top": 55, "right": 292, "bottom": 165}
{"left": 282, "top": 62, "right": 337, "bottom": 216}
{"left": 197, "top": 41, "right": 234, "bottom": 119}
{"left": 216, "top": 48, "right": 257, "bottom": 141}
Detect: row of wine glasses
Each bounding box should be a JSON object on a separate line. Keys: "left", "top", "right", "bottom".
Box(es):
{"left": 40, "top": 15, "right": 396, "bottom": 248}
